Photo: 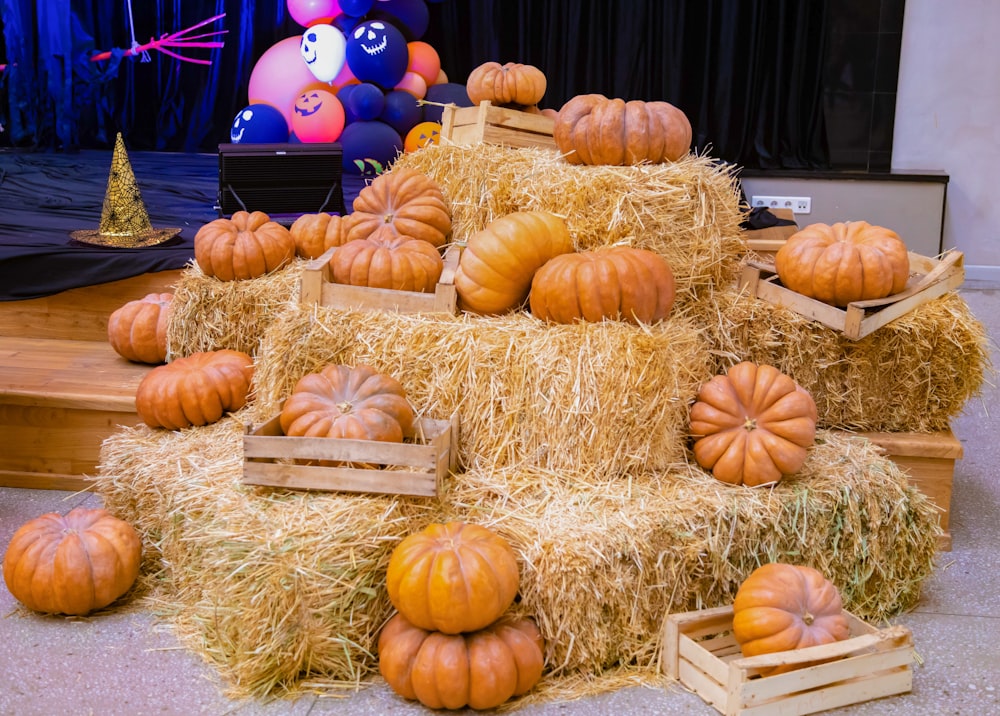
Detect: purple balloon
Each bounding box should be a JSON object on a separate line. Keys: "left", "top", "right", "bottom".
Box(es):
{"left": 339, "top": 0, "right": 374, "bottom": 17}
{"left": 230, "top": 104, "right": 289, "bottom": 144}
{"left": 369, "top": 0, "right": 430, "bottom": 41}
{"left": 379, "top": 89, "right": 422, "bottom": 136}
{"left": 345, "top": 20, "right": 409, "bottom": 89}
{"left": 340, "top": 120, "right": 403, "bottom": 177}
{"left": 422, "top": 82, "right": 473, "bottom": 123}
{"left": 347, "top": 83, "right": 387, "bottom": 122}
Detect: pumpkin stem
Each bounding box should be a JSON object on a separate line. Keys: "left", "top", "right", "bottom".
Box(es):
{"left": 803, "top": 610, "right": 815, "bottom": 625}
{"left": 337, "top": 401, "right": 353, "bottom": 414}
{"left": 743, "top": 416, "right": 756, "bottom": 431}
{"left": 382, "top": 213, "right": 394, "bottom": 224}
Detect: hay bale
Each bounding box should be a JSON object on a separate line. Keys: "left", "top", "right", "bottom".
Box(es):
{"left": 251, "top": 302, "right": 713, "bottom": 479}
{"left": 94, "top": 422, "right": 938, "bottom": 698}
{"left": 694, "top": 287, "right": 992, "bottom": 431}
{"left": 392, "top": 144, "right": 747, "bottom": 307}
{"left": 167, "top": 261, "right": 304, "bottom": 357}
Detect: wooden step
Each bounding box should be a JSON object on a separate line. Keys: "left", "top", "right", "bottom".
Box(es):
{"left": 0, "top": 336, "right": 153, "bottom": 491}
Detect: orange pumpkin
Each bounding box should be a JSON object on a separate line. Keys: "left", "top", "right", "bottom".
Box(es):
{"left": 689, "top": 362, "right": 817, "bottom": 487}
{"left": 553, "top": 94, "right": 692, "bottom": 165}
{"left": 3, "top": 507, "right": 141, "bottom": 615}
{"left": 344, "top": 168, "right": 451, "bottom": 248}
{"left": 386, "top": 522, "right": 520, "bottom": 634}
{"left": 135, "top": 349, "right": 254, "bottom": 430}
{"left": 454, "top": 211, "right": 574, "bottom": 315}
{"left": 733, "top": 563, "right": 850, "bottom": 675}
{"left": 774, "top": 221, "right": 910, "bottom": 306}
{"left": 290, "top": 212, "right": 350, "bottom": 259}
{"left": 330, "top": 226, "right": 444, "bottom": 293}
{"left": 529, "top": 246, "right": 675, "bottom": 324}
{"left": 466, "top": 61, "right": 547, "bottom": 107}
{"left": 194, "top": 210, "right": 296, "bottom": 280}
{"left": 280, "top": 364, "right": 414, "bottom": 442}
{"left": 107, "top": 292, "right": 173, "bottom": 364}
{"left": 379, "top": 613, "right": 544, "bottom": 710}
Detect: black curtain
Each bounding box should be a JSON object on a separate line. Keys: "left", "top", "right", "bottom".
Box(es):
{"left": 1, "top": 0, "right": 830, "bottom": 169}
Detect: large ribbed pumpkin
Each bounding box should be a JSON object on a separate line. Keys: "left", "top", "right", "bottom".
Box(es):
{"left": 135, "top": 349, "right": 254, "bottom": 430}
{"left": 386, "top": 522, "right": 520, "bottom": 635}
{"left": 529, "top": 246, "right": 675, "bottom": 324}
{"left": 554, "top": 94, "right": 692, "bottom": 166}
{"left": 107, "top": 292, "right": 173, "bottom": 364}
{"left": 689, "top": 362, "right": 817, "bottom": 487}
{"left": 279, "top": 364, "right": 414, "bottom": 442}
{"left": 330, "top": 227, "right": 444, "bottom": 293}
{"left": 454, "top": 211, "right": 574, "bottom": 315}
{"left": 290, "top": 212, "right": 350, "bottom": 259}
{"left": 733, "top": 563, "right": 850, "bottom": 676}
{"left": 3, "top": 507, "right": 141, "bottom": 616}
{"left": 379, "top": 614, "right": 544, "bottom": 711}
{"left": 466, "top": 61, "right": 547, "bottom": 107}
{"left": 344, "top": 168, "right": 451, "bottom": 248}
{"left": 774, "top": 221, "right": 910, "bottom": 306}
{"left": 194, "top": 210, "right": 295, "bottom": 280}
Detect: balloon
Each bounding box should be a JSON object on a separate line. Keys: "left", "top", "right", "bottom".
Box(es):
{"left": 248, "top": 36, "right": 323, "bottom": 128}
{"left": 379, "top": 89, "right": 421, "bottom": 136}
{"left": 337, "top": 85, "right": 360, "bottom": 123}
{"left": 394, "top": 71, "right": 427, "bottom": 99}
{"left": 330, "top": 58, "right": 359, "bottom": 90}
{"left": 230, "top": 104, "right": 290, "bottom": 143}
{"left": 422, "top": 82, "right": 473, "bottom": 123}
{"left": 339, "top": 0, "right": 374, "bottom": 16}
{"left": 340, "top": 120, "right": 403, "bottom": 177}
{"left": 288, "top": 0, "right": 342, "bottom": 28}
{"left": 434, "top": 68, "right": 448, "bottom": 84}
{"left": 406, "top": 41, "right": 441, "bottom": 87}
{"left": 347, "top": 82, "right": 386, "bottom": 121}
{"left": 332, "top": 12, "right": 363, "bottom": 36}
{"left": 300, "top": 24, "right": 347, "bottom": 83}
{"left": 345, "top": 20, "right": 409, "bottom": 89}
{"left": 404, "top": 121, "right": 441, "bottom": 153}
{"left": 369, "top": 0, "right": 430, "bottom": 41}
{"left": 291, "top": 88, "right": 347, "bottom": 143}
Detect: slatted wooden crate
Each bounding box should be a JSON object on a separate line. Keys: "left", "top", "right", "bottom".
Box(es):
{"left": 663, "top": 604, "right": 914, "bottom": 716}
{"left": 738, "top": 249, "right": 964, "bottom": 340}
{"left": 299, "top": 245, "right": 459, "bottom": 314}
{"left": 441, "top": 100, "right": 557, "bottom": 150}
{"left": 242, "top": 413, "right": 459, "bottom": 498}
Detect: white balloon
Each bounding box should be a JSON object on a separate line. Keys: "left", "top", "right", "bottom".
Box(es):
{"left": 300, "top": 24, "right": 347, "bottom": 83}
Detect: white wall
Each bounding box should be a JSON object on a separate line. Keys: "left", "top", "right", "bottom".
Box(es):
{"left": 893, "top": 0, "right": 1000, "bottom": 279}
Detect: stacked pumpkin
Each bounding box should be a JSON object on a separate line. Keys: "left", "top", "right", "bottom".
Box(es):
{"left": 380, "top": 522, "right": 545, "bottom": 710}
{"left": 107, "top": 292, "right": 174, "bottom": 364}
{"left": 195, "top": 210, "right": 295, "bottom": 281}
{"left": 466, "top": 61, "right": 553, "bottom": 117}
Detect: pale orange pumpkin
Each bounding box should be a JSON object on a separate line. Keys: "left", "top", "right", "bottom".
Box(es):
{"left": 466, "top": 61, "right": 547, "bottom": 107}
{"left": 194, "top": 210, "right": 296, "bottom": 280}
{"left": 553, "top": 94, "right": 692, "bottom": 165}
{"left": 344, "top": 168, "right": 451, "bottom": 248}
{"left": 290, "top": 212, "right": 350, "bottom": 259}
{"left": 733, "top": 563, "right": 850, "bottom": 675}
{"left": 3, "top": 507, "right": 141, "bottom": 615}
{"left": 107, "top": 292, "right": 173, "bottom": 364}
{"left": 774, "top": 221, "right": 910, "bottom": 306}
{"left": 330, "top": 226, "right": 444, "bottom": 293}
{"left": 689, "top": 362, "right": 817, "bottom": 487}
{"left": 386, "top": 522, "right": 520, "bottom": 634}
{"left": 379, "top": 613, "right": 544, "bottom": 711}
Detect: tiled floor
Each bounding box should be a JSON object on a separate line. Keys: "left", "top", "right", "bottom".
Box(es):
{"left": 1, "top": 287, "right": 998, "bottom": 716}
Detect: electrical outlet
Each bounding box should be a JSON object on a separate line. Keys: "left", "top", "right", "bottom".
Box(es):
{"left": 750, "top": 195, "right": 812, "bottom": 215}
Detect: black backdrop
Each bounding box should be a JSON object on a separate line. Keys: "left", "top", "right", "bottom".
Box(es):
{"left": 1, "top": 0, "right": 832, "bottom": 169}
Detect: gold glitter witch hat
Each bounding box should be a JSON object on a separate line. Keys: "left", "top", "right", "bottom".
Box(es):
{"left": 70, "top": 133, "right": 181, "bottom": 248}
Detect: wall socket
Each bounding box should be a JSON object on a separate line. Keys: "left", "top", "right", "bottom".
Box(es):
{"left": 750, "top": 195, "right": 812, "bottom": 214}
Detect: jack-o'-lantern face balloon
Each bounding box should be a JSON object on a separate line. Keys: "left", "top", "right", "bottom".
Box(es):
{"left": 291, "top": 89, "right": 346, "bottom": 143}
{"left": 404, "top": 121, "right": 441, "bottom": 153}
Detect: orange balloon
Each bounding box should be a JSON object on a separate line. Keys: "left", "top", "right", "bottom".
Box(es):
{"left": 395, "top": 71, "right": 428, "bottom": 99}
{"left": 433, "top": 68, "right": 448, "bottom": 85}
{"left": 406, "top": 41, "right": 441, "bottom": 87}
{"left": 404, "top": 121, "right": 441, "bottom": 153}
{"left": 291, "top": 88, "right": 346, "bottom": 143}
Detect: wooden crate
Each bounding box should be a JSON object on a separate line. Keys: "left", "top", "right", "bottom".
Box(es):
{"left": 841, "top": 428, "right": 962, "bottom": 551}
{"left": 300, "top": 245, "right": 459, "bottom": 314}
{"left": 738, "top": 249, "right": 964, "bottom": 340}
{"left": 242, "top": 413, "right": 459, "bottom": 497}
{"left": 663, "top": 604, "right": 914, "bottom": 716}
{"left": 743, "top": 209, "right": 799, "bottom": 260}
{"left": 441, "top": 100, "right": 556, "bottom": 150}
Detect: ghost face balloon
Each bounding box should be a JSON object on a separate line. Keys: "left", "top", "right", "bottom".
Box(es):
{"left": 300, "top": 24, "right": 347, "bottom": 83}
{"left": 345, "top": 20, "right": 409, "bottom": 89}
{"left": 230, "top": 104, "right": 289, "bottom": 143}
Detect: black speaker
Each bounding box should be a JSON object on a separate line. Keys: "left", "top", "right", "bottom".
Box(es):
{"left": 217, "top": 143, "right": 346, "bottom": 220}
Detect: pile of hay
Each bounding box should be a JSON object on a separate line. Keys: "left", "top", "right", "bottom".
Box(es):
{"left": 392, "top": 144, "right": 747, "bottom": 308}
{"left": 251, "top": 302, "right": 712, "bottom": 478}
{"left": 166, "top": 260, "right": 304, "bottom": 358}
{"left": 95, "top": 420, "right": 939, "bottom": 699}
{"left": 693, "top": 287, "right": 992, "bottom": 431}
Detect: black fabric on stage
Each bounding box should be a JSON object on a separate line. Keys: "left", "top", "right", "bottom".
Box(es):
{"left": 0, "top": 148, "right": 366, "bottom": 301}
